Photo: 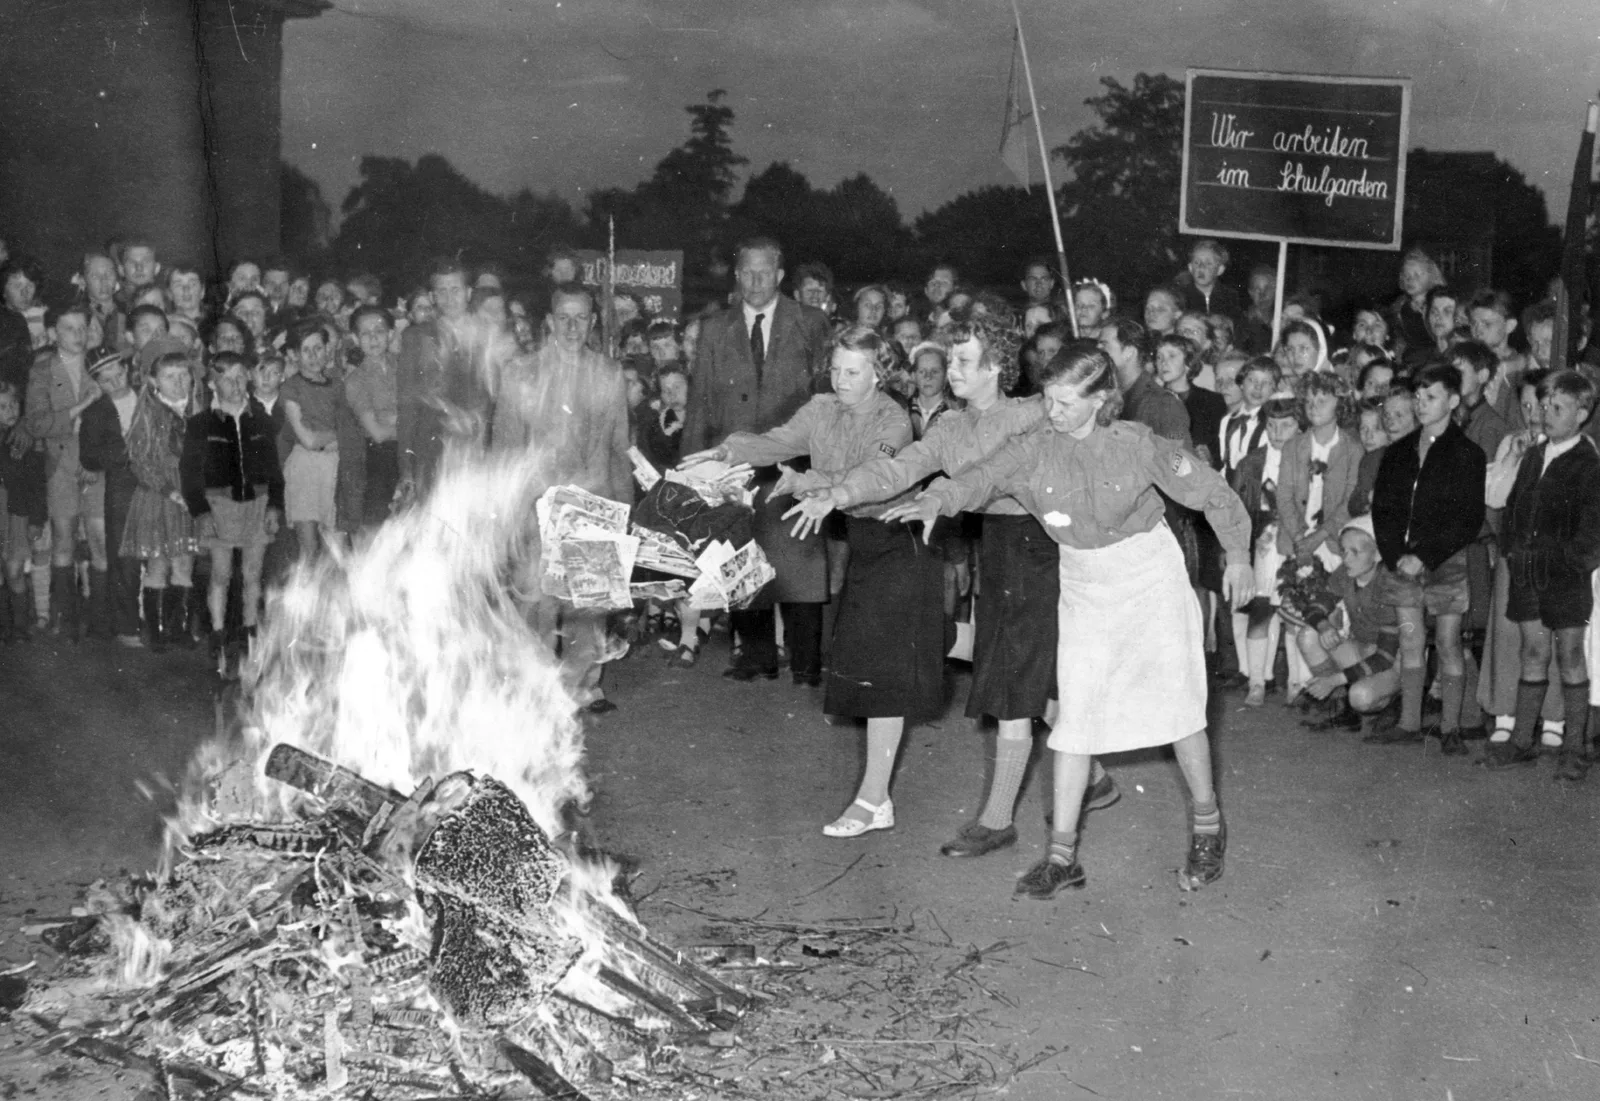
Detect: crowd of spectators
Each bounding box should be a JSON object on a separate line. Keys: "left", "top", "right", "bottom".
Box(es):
{"left": 2, "top": 229, "right": 1597, "bottom": 797}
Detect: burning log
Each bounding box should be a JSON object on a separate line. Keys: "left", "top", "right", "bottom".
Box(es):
{"left": 23, "top": 744, "right": 754, "bottom": 1099}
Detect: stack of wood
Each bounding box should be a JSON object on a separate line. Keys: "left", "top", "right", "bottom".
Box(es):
{"left": 21, "top": 745, "right": 751, "bottom": 1100}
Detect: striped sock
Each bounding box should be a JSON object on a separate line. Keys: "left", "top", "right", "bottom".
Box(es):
{"left": 977, "top": 735, "right": 1032, "bottom": 830}
{"left": 1049, "top": 829, "right": 1078, "bottom": 866}
{"left": 1192, "top": 797, "right": 1222, "bottom": 836}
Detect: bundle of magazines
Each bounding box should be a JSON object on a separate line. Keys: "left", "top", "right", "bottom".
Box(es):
{"left": 535, "top": 452, "right": 775, "bottom": 611}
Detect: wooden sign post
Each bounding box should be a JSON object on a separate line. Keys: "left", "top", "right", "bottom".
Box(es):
{"left": 1180, "top": 69, "right": 1412, "bottom": 346}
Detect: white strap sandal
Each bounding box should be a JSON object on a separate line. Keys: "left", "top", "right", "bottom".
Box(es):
{"left": 822, "top": 797, "right": 895, "bottom": 838}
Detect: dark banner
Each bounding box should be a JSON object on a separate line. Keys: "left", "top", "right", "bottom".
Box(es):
{"left": 1180, "top": 69, "right": 1411, "bottom": 249}
{"left": 574, "top": 249, "right": 684, "bottom": 322}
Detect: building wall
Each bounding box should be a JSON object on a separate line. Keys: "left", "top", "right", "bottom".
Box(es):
{"left": 0, "top": 0, "right": 308, "bottom": 288}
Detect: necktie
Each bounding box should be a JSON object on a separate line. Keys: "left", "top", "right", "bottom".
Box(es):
{"left": 750, "top": 313, "right": 766, "bottom": 374}
{"left": 1227, "top": 413, "right": 1247, "bottom": 462}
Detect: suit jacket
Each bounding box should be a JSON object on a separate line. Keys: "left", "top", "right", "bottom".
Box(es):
{"left": 682, "top": 294, "right": 830, "bottom": 452}
{"left": 1275, "top": 428, "right": 1363, "bottom": 557}
{"left": 1502, "top": 438, "right": 1600, "bottom": 584}
{"left": 1218, "top": 405, "right": 1268, "bottom": 478}
{"left": 78, "top": 393, "right": 135, "bottom": 488}
{"left": 1229, "top": 446, "right": 1276, "bottom": 545}
{"left": 683, "top": 294, "right": 832, "bottom": 603}
{"left": 25, "top": 352, "right": 91, "bottom": 479}
{"left": 1371, "top": 422, "right": 1486, "bottom": 571}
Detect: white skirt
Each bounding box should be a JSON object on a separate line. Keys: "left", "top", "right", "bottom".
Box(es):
{"left": 1048, "top": 524, "right": 1208, "bottom": 755}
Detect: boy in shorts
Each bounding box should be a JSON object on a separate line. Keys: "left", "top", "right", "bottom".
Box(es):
{"left": 181, "top": 353, "right": 283, "bottom": 665}
{"left": 280, "top": 322, "right": 343, "bottom": 558}
{"left": 1295, "top": 515, "right": 1401, "bottom": 731}
{"left": 1369, "top": 362, "right": 1487, "bottom": 750}
{"left": 1485, "top": 370, "right": 1600, "bottom": 779}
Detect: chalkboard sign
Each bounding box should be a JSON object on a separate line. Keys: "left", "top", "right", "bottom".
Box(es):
{"left": 574, "top": 249, "right": 684, "bottom": 321}
{"left": 1180, "top": 69, "right": 1411, "bottom": 250}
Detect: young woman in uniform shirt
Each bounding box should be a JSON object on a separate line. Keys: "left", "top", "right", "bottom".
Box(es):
{"left": 786, "top": 314, "right": 1120, "bottom": 860}
{"left": 681, "top": 325, "right": 947, "bottom": 837}
{"left": 889, "top": 341, "right": 1253, "bottom": 898}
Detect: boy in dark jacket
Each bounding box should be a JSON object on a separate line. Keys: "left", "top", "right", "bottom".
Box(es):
{"left": 79, "top": 349, "right": 142, "bottom": 642}
{"left": 1485, "top": 370, "right": 1600, "bottom": 779}
{"left": 181, "top": 352, "right": 284, "bottom": 660}
{"left": 1369, "top": 362, "right": 1487, "bottom": 750}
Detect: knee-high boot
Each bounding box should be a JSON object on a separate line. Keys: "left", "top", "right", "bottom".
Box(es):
{"left": 162, "top": 586, "right": 194, "bottom": 650}
{"left": 51, "top": 565, "right": 79, "bottom": 640}
{"left": 143, "top": 588, "right": 166, "bottom": 653}
{"left": 85, "top": 568, "right": 110, "bottom": 640}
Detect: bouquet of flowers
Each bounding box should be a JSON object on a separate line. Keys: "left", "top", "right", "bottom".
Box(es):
{"left": 1275, "top": 554, "right": 1334, "bottom": 628}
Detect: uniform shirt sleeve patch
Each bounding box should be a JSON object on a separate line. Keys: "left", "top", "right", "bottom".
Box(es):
{"left": 1171, "top": 452, "right": 1192, "bottom": 477}
{"left": 878, "top": 442, "right": 897, "bottom": 457}
{"left": 1043, "top": 510, "right": 1071, "bottom": 527}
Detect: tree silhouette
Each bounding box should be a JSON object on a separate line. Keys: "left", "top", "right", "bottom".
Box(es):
{"left": 1052, "top": 72, "right": 1187, "bottom": 301}
{"left": 910, "top": 185, "right": 1054, "bottom": 289}
{"left": 330, "top": 154, "right": 580, "bottom": 296}
{"left": 280, "top": 161, "right": 331, "bottom": 265}
{"left": 588, "top": 90, "right": 747, "bottom": 297}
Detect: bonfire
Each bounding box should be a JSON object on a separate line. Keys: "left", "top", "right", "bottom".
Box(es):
{"left": 13, "top": 451, "right": 751, "bottom": 1100}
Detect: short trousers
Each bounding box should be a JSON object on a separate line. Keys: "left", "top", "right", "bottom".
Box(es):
{"left": 1377, "top": 551, "right": 1470, "bottom": 617}
{"left": 1506, "top": 549, "right": 1593, "bottom": 631}
{"left": 283, "top": 446, "right": 339, "bottom": 529}
{"left": 202, "top": 492, "right": 272, "bottom": 552}
{"left": 47, "top": 464, "right": 104, "bottom": 525}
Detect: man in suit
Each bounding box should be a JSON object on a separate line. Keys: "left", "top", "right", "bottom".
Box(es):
{"left": 683, "top": 237, "right": 831, "bottom": 683}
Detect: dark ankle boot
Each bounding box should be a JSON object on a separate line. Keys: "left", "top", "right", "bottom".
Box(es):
{"left": 12, "top": 587, "right": 33, "bottom": 642}
{"left": 162, "top": 585, "right": 194, "bottom": 650}
{"left": 143, "top": 588, "right": 166, "bottom": 653}
{"left": 1556, "top": 684, "right": 1591, "bottom": 782}
{"left": 85, "top": 568, "right": 110, "bottom": 640}
{"left": 50, "top": 565, "right": 79, "bottom": 640}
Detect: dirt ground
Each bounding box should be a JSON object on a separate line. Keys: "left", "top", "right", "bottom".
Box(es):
{"left": 2, "top": 626, "right": 1598, "bottom": 1100}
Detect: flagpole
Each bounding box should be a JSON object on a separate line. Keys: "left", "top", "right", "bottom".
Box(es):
{"left": 1011, "top": 0, "right": 1076, "bottom": 336}
{"left": 1553, "top": 99, "right": 1598, "bottom": 372}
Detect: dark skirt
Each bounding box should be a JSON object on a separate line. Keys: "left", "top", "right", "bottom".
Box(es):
{"left": 967, "top": 513, "right": 1059, "bottom": 721}
{"left": 364, "top": 439, "right": 400, "bottom": 526}
{"left": 825, "top": 515, "right": 947, "bottom": 722}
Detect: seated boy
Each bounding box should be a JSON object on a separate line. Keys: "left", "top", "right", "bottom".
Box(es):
{"left": 1295, "top": 515, "right": 1400, "bottom": 731}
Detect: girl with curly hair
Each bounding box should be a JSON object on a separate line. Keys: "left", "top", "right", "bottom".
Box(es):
{"left": 884, "top": 341, "right": 1253, "bottom": 897}
{"left": 786, "top": 314, "right": 1123, "bottom": 859}
{"left": 681, "top": 325, "right": 947, "bottom": 837}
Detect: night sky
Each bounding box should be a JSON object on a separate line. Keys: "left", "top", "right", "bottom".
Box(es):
{"left": 282, "top": 0, "right": 1600, "bottom": 223}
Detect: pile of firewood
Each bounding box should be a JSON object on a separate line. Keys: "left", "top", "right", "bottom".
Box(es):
{"left": 17, "top": 745, "right": 752, "bottom": 1100}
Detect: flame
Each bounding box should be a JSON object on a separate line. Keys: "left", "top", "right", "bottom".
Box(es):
{"left": 168, "top": 444, "right": 589, "bottom": 844}
{"left": 103, "top": 913, "right": 172, "bottom": 988}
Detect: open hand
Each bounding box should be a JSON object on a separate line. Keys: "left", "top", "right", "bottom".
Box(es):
{"left": 782, "top": 489, "right": 841, "bottom": 540}
{"left": 678, "top": 445, "right": 728, "bottom": 467}
{"left": 878, "top": 494, "right": 941, "bottom": 545}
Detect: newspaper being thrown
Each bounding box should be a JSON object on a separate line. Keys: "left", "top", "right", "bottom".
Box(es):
{"left": 687, "top": 539, "right": 777, "bottom": 611}
{"left": 666, "top": 458, "right": 757, "bottom": 507}
{"left": 628, "top": 445, "right": 662, "bottom": 492}
{"left": 632, "top": 524, "right": 700, "bottom": 578}
{"left": 536, "top": 485, "right": 636, "bottom": 607}
{"left": 629, "top": 578, "right": 690, "bottom": 602}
